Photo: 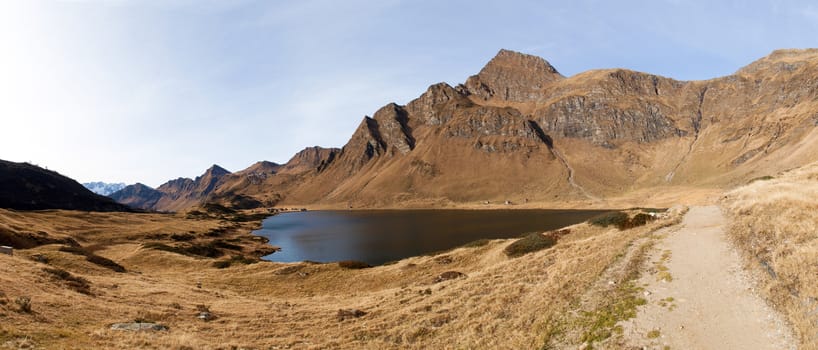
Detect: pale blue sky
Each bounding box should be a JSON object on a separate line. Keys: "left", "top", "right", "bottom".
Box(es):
{"left": 1, "top": 0, "right": 816, "bottom": 186}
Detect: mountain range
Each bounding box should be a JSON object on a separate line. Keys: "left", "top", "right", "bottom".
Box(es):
{"left": 82, "top": 182, "right": 127, "bottom": 196}
{"left": 100, "top": 48, "right": 818, "bottom": 211}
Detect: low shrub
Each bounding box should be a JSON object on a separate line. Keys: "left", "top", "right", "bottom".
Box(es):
{"left": 15, "top": 296, "right": 31, "bottom": 313}
{"left": 589, "top": 211, "right": 656, "bottom": 230}
{"left": 228, "top": 212, "right": 271, "bottom": 223}
{"left": 338, "top": 260, "right": 372, "bottom": 269}
{"left": 212, "top": 240, "right": 242, "bottom": 251}
{"left": 504, "top": 232, "right": 557, "bottom": 258}
{"left": 185, "top": 210, "right": 206, "bottom": 219}
{"left": 184, "top": 243, "right": 224, "bottom": 258}
{"left": 623, "top": 213, "right": 654, "bottom": 229}
{"left": 170, "top": 233, "right": 195, "bottom": 241}
{"left": 588, "top": 211, "right": 630, "bottom": 228}
{"left": 212, "top": 260, "right": 230, "bottom": 269}
{"left": 201, "top": 203, "right": 236, "bottom": 215}
{"left": 204, "top": 228, "right": 226, "bottom": 237}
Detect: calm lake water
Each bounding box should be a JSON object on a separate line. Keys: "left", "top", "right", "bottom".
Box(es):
{"left": 253, "top": 209, "right": 608, "bottom": 265}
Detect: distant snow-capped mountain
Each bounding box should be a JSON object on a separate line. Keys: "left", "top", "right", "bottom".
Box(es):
{"left": 82, "top": 182, "right": 127, "bottom": 196}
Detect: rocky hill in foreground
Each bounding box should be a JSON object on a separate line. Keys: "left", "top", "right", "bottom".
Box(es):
{"left": 0, "top": 160, "right": 131, "bottom": 211}
{"left": 115, "top": 48, "right": 818, "bottom": 211}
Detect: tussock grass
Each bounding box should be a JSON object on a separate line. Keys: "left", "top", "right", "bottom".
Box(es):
{"left": 461, "top": 238, "right": 491, "bottom": 248}
{"left": 14, "top": 296, "right": 31, "bottom": 313}
{"left": 0, "top": 206, "right": 684, "bottom": 349}
{"left": 722, "top": 163, "right": 818, "bottom": 349}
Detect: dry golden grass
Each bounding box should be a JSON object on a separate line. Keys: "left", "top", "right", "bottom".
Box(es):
{"left": 722, "top": 163, "right": 818, "bottom": 350}
{"left": 0, "top": 208, "right": 684, "bottom": 349}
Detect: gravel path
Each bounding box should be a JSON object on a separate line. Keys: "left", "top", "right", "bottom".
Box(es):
{"left": 622, "top": 206, "right": 796, "bottom": 349}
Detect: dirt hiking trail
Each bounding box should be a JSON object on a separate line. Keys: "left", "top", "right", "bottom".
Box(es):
{"left": 623, "top": 206, "right": 796, "bottom": 349}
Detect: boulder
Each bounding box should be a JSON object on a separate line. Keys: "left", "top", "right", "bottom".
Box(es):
{"left": 434, "top": 271, "right": 466, "bottom": 283}
{"left": 110, "top": 322, "right": 169, "bottom": 331}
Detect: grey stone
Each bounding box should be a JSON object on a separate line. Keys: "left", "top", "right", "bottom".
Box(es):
{"left": 110, "top": 322, "right": 169, "bottom": 331}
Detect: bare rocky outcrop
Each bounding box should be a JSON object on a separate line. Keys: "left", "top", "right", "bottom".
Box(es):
{"left": 281, "top": 147, "right": 339, "bottom": 174}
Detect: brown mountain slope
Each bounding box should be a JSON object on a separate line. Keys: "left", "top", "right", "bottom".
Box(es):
{"left": 111, "top": 48, "right": 818, "bottom": 210}
{"left": 109, "top": 183, "right": 162, "bottom": 209}
{"left": 0, "top": 159, "right": 130, "bottom": 212}
{"left": 207, "top": 147, "right": 340, "bottom": 209}
{"left": 279, "top": 48, "right": 818, "bottom": 207}
{"left": 151, "top": 164, "right": 232, "bottom": 212}
{"left": 113, "top": 147, "right": 340, "bottom": 212}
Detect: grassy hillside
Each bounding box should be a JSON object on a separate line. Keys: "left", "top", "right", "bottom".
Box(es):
{"left": 0, "top": 160, "right": 130, "bottom": 212}
{"left": 0, "top": 208, "right": 684, "bottom": 349}
{"left": 722, "top": 163, "right": 818, "bottom": 349}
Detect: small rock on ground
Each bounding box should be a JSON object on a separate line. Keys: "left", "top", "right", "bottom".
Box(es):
{"left": 110, "top": 322, "right": 169, "bottom": 331}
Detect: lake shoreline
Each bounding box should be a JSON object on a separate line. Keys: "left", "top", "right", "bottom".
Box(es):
{"left": 252, "top": 208, "right": 612, "bottom": 265}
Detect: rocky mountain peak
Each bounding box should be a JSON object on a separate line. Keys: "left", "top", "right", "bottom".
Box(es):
{"left": 203, "top": 164, "right": 230, "bottom": 177}
{"left": 109, "top": 183, "right": 162, "bottom": 210}
{"left": 464, "top": 49, "right": 564, "bottom": 102}
{"left": 283, "top": 146, "right": 340, "bottom": 173}
{"left": 240, "top": 161, "right": 280, "bottom": 175}
{"left": 488, "top": 49, "right": 561, "bottom": 75}
{"left": 736, "top": 48, "right": 818, "bottom": 76}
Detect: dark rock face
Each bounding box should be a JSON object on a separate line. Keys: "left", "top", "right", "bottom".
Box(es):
{"left": 405, "top": 83, "right": 473, "bottom": 126}
{"left": 237, "top": 161, "right": 281, "bottom": 185}
{"left": 372, "top": 103, "right": 415, "bottom": 155}
{"left": 0, "top": 160, "right": 131, "bottom": 212}
{"left": 283, "top": 147, "right": 340, "bottom": 173}
{"left": 533, "top": 95, "right": 686, "bottom": 146}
